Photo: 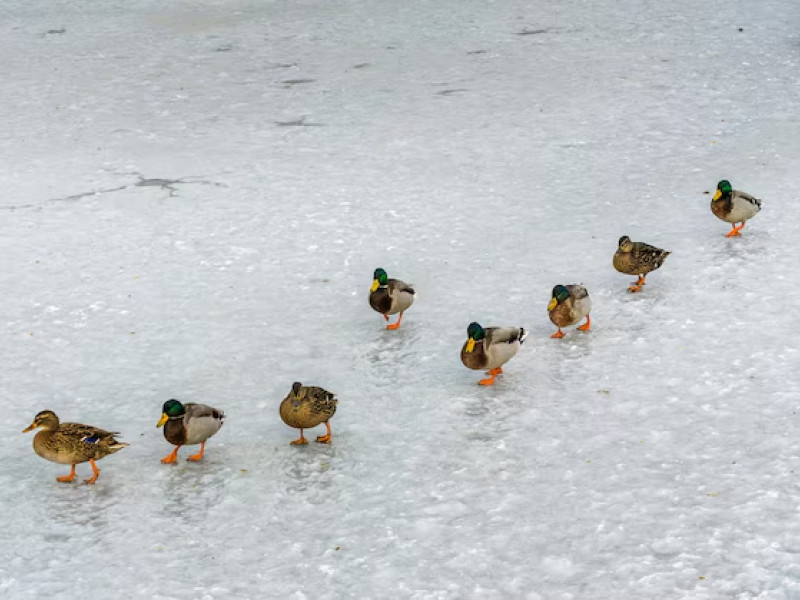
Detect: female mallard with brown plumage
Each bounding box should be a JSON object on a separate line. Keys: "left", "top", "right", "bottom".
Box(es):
{"left": 613, "top": 236, "right": 670, "bottom": 293}
{"left": 548, "top": 284, "right": 591, "bottom": 338}
{"left": 711, "top": 179, "right": 762, "bottom": 237}
{"left": 22, "top": 410, "right": 128, "bottom": 484}
{"left": 369, "top": 267, "right": 415, "bottom": 330}
{"left": 157, "top": 399, "right": 225, "bottom": 463}
{"left": 279, "top": 382, "right": 338, "bottom": 445}
{"left": 460, "top": 322, "right": 527, "bottom": 386}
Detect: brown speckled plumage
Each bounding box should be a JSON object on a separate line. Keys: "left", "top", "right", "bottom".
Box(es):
{"left": 279, "top": 382, "right": 338, "bottom": 444}
{"left": 613, "top": 236, "right": 670, "bottom": 276}
{"left": 22, "top": 410, "right": 127, "bottom": 483}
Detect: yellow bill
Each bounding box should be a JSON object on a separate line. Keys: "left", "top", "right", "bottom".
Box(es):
{"left": 547, "top": 298, "right": 557, "bottom": 311}
{"left": 466, "top": 338, "right": 475, "bottom": 353}
{"left": 370, "top": 279, "right": 379, "bottom": 292}
{"left": 712, "top": 189, "right": 721, "bottom": 201}
{"left": 156, "top": 413, "right": 168, "bottom": 428}
{"left": 22, "top": 423, "right": 37, "bottom": 433}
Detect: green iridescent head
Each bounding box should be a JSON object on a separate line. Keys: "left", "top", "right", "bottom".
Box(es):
{"left": 157, "top": 399, "right": 185, "bottom": 427}
{"left": 373, "top": 268, "right": 388, "bottom": 285}
{"left": 552, "top": 285, "right": 570, "bottom": 303}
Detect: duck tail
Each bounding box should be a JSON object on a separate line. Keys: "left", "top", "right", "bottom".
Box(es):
{"left": 108, "top": 441, "right": 130, "bottom": 452}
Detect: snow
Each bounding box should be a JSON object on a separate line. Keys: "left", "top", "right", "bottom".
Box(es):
{"left": 2, "top": 0, "right": 800, "bottom": 598}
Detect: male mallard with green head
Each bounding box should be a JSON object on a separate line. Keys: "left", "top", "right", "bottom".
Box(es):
{"left": 22, "top": 410, "right": 128, "bottom": 484}
{"left": 279, "top": 382, "right": 338, "bottom": 445}
{"left": 369, "top": 268, "right": 415, "bottom": 330}
{"left": 613, "top": 236, "right": 670, "bottom": 293}
{"left": 157, "top": 399, "right": 225, "bottom": 463}
{"left": 548, "top": 284, "right": 591, "bottom": 338}
{"left": 460, "top": 322, "right": 527, "bottom": 385}
{"left": 711, "top": 180, "right": 762, "bottom": 237}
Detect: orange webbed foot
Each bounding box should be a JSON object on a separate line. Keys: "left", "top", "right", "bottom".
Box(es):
{"left": 57, "top": 465, "right": 77, "bottom": 483}
{"left": 315, "top": 423, "right": 332, "bottom": 444}
{"left": 478, "top": 374, "right": 497, "bottom": 385}
{"left": 725, "top": 226, "right": 743, "bottom": 237}
{"left": 290, "top": 437, "right": 308, "bottom": 445}
{"left": 386, "top": 312, "right": 404, "bottom": 330}
{"left": 577, "top": 316, "right": 591, "bottom": 331}
{"left": 160, "top": 446, "right": 180, "bottom": 464}
{"left": 187, "top": 442, "right": 206, "bottom": 462}
{"left": 551, "top": 329, "right": 566, "bottom": 339}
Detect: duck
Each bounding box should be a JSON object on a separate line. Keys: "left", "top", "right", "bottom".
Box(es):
{"left": 369, "top": 268, "right": 415, "bottom": 330}
{"left": 548, "top": 284, "right": 592, "bottom": 338}
{"left": 156, "top": 399, "right": 225, "bottom": 463}
{"left": 711, "top": 180, "right": 762, "bottom": 237}
{"left": 279, "top": 382, "right": 338, "bottom": 445}
{"left": 460, "top": 322, "right": 528, "bottom": 385}
{"left": 613, "top": 236, "right": 670, "bottom": 292}
{"left": 22, "top": 410, "right": 128, "bottom": 484}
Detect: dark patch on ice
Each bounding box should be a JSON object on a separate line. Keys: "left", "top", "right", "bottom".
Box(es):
{"left": 270, "top": 62, "right": 298, "bottom": 69}
{"left": 516, "top": 28, "right": 550, "bottom": 36}
{"left": 467, "top": 49, "right": 487, "bottom": 55}
{"left": 436, "top": 88, "right": 469, "bottom": 96}
{"left": 352, "top": 63, "right": 371, "bottom": 69}
{"left": 214, "top": 44, "right": 233, "bottom": 52}
{"left": 275, "top": 116, "right": 324, "bottom": 127}
{"left": 45, "top": 28, "right": 66, "bottom": 35}
{"left": 282, "top": 78, "right": 315, "bottom": 86}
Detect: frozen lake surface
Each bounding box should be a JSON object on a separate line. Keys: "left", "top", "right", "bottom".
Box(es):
{"left": 2, "top": 0, "right": 800, "bottom": 598}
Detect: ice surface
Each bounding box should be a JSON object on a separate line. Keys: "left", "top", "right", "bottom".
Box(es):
{"left": 2, "top": 0, "right": 800, "bottom": 598}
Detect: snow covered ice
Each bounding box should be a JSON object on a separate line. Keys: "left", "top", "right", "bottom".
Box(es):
{"left": 2, "top": 0, "right": 800, "bottom": 598}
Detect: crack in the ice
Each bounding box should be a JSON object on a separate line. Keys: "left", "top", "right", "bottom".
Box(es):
{"left": 0, "top": 173, "right": 226, "bottom": 211}
{"left": 274, "top": 116, "right": 324, "bottom": 127}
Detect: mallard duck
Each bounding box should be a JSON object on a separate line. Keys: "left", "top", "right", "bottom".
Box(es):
{"left": 22, "top": 410, "right": 128, "bottom": 484}
{"left": 279, "top": 382, "right": 338, "bottom": 445}
{"left": 711, "top": 180, "right": 762, "bottom": 237}
{"left": 369, "top": 268, "right": 415, "bottom": 330}
{"left": 460, "top": 322, "right": 528, "bottom": 385}
{"left": 156, "top": 399, "right": 225, "bottom": 463}
{"left": 613, "top": 236, "right": 671, "bottom": 293}
{"left": 548, "top": 284, "right": 591, "bottom": 338}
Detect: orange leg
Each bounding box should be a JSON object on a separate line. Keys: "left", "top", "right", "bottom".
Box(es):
{"left": 628, "top": 275, "right": 646, "bottom": 293}
{"left": 160, "top": 446, "right": 181, "bottom": 464}
{"left": 57, "top": 464, "right": 77, "bottom": 483}
{"left": 187, "top": 441, "right": 206, "bottom": 462}
{"left": 551, "top": 328, "right": 565, "bottom": 339}
{"left": 382, "top": 314, "right": 389, "bottom": 321}
{"left": 316, "top": 422, "right": 332, "bottom": 444}
{"left": 577, "top": 315, "right": 591, "bottom": 331}
{"left": 84, "top": 459, "right": 100, "bottom": 484}
{"left": 290, "top": 429, "right": 308, "bottom": 445}
{"left": 386, "top": 312, "right": 404, "bottom": 330}
{"left": 725, "top": 222, "right": 745, "bottom": 237}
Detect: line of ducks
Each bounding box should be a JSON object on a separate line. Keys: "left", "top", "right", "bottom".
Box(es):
{"left": 21, "top": 180, "right": 762, "bottom": 484}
